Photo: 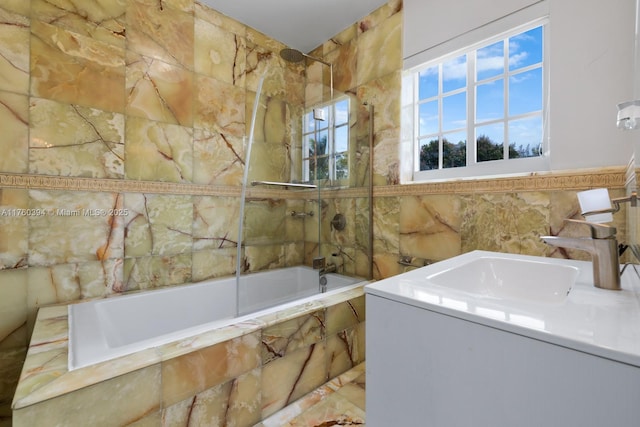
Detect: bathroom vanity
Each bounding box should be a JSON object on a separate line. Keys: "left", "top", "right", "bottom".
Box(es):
{"left": 365, "top": 251, "right": 640, "bottom": 426}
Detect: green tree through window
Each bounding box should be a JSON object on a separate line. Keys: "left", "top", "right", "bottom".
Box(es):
{"left": 421, "top": 135, "right": 541, "bottom": 169}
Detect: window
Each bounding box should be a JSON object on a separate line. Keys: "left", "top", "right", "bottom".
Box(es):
{"left": 302, "top": 97, "right": 350, "bottom": 182}
{"left": 403, "top": 20, "right": 548, "bottom": 181}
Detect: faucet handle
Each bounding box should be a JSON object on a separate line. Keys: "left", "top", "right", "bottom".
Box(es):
{"left": 565, "top": 218, "right": 617, "bottom": 239}
{"left": 312, "top": 257, "right": 326, "bottom": 269}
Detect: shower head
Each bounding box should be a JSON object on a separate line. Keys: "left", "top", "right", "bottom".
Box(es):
{"left": 279, "top": 47, "right": 334, "bottom": 99}
{"left": 280, "top": 48, "right": 306, "bottom": 63}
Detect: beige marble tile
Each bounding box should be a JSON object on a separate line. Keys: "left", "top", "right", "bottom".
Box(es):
{"left": 244, "top": 244, "right": 286, "bottom": 273}
{"left": 258, "top": 384, "right": 335, "bottom": 427}
{"left": 128, "top": 411, "right": 162, "bottom": 426}
{"left": 124, "top": 116, "right": 193, "bottom": 182}
{"left": 251, "top": 95, "right": 291, "bottom": 145}
{"left": 194, "top": 74, "right": 245, "bottom": 136}
{"left": 285, "top": 390, "right": 365, "bottom": 427}
{"left": 31, "top": 0, "right": 126, "bottom": 48}
{"left": 325, "top": 39, "right": 357, "bottom": 93}
{"left": 285, "top": 199, "right": 306, "bottom": 242}
{"left": 304, "top": 241, "right": 320, "bottom": 267}
{"left": 358, "top": 0, "right": 403, "bottom": 35}
{"left": 28, "top": 190, "right": 125, "bottom": 266}
{"left": 354, "top": 196, "right": 372, "bottom": 248}
{"left": 126, "top": 52, "right": 194, "bottom": 127}
{"left": 126, "top": 0, "right": 194, "bottom": 69}
{"left": 12, "top": 307, "right": 68, "bottom": 409}
{"left": 373, "top": 252, "right": 403, "bottom": 280}
{"left": 27, "top": 260, "right": 123, "bottom": 315}
{"left": 161, "top": 331, "right": 261, "bottom": 407}
{"left": 327, "top": 323, "right": 365, "bottom": 379}
{"left": 325, "top": 295, "right": 365, "bottom": 336}
{"left": 247, "top": 141, "right": 291, "bottom": 183}
{"left": 0, "top": 347, "right": 26, "bottom": 418}
{"left": 399, "top": 194, "right": 462, "bottom": 261}
{"left": 0, "top": 189, "right": 28, "bottom": 269}
{"left": 0, "top": 7, "right": 29, "bottom": 95}
{"left": 261, "top": 310, "right": 325, "bottom": 364}
{"left": 285, "top": 242, "right": 305, "bottom": 267}
{"left": 163, "top": 368, "right": 261, "bottom": 427}
{"left": 303, "top": 199, "right": 321, "bottom": 243}
{"left": 304, "top": 61, "right": 332, "bottom": 107}
{"left": 351, "top": 104, "right": 374, "bottom": 188}
{"left": 354, "top": 246, "right": 372, "bottom": 279}
{"left": 124, "top": 193, "right": 193, "bottom": 258}
{"left": 373, "top": 196, "right": 400, "bottom": 255}
{"left": 193, "top": 196, "right": 240, "bottom": 251}
{"left": 259, "top": 363, "right": 366, "bottom": 427}
{"left": 335, "top": 380, "right": 366, "bottom": 411}
{"left": 30, "top": 20, "right": 125, "bottom": 112}
{"left": 29, "top": 97, "right": 125, "bottom": 178}
{"left": 194, "top": 17, "right": 246, "bottom": 86}
{"left": 161, "top": 0, "right": 194, "bottom": 13}
{"left": 193, "top": 128, "right": 245, "bottom": 185}
{"left": 191, "top": 248, "right": 237, "bottom": 282}
{"left": 357, "top": 71, "right": 402, "bottom": 135}
{"left": 123, "top": 253, "right": 192, "bottom": 291}
{"left": 13, "top": 364, "right": 162, "bottom": 427}
{"left": 245, "top": 29, "right": 285, "bottom": 58}
{"left": 319, "top": 24, "right": 358, "bottom": 57}
{"left": 0, "top": 269, "right": 27, "bottom": 350}
{"left": 243, "top": 198, "right": 287, "bottom": 245}
{"left": 324, "top": 198, "right": 356, "bottom": 248}
{"left": 0, "top": 91, "right": 28, "bottom": 172}
{"left": 0, "top": 1, "right": 29, "bottom": 17}
{"left": 246, "top": 44, "right": 304, "bottom": 105}
{"left": 261, "top": 343, "right": 327, "bottom": 419}
{"left": 194, "top": 2, "right": 246, "bottom": 35}
{"left": 356, "top": 10, "right": 402, "bottom": 85}
{"left": 461, "top": 192, "right": 551, "bottom": 256}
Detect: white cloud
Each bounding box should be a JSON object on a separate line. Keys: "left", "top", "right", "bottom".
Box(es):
{"left": 443, "top": 55, "right": 467, "bottom": 81}
{"left": 508, "top": 51, "right": 529, "bottom": 69}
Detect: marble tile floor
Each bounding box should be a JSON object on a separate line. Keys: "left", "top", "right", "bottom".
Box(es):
{"left": 257, "top": 362, "right": 366, "bottom": 427}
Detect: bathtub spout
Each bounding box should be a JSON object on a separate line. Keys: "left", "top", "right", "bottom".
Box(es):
{"left": 320, "top": 263, "right": 337, "bottom": 275}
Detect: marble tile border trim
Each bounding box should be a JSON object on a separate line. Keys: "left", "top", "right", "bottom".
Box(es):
{"left": 376, "top": 167, "right": 628, "bottom": 197}
{"left": 0, "top": 167, "right": 627, "bottom": 200}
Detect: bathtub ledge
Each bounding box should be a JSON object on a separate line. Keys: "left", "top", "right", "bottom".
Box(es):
{"left": 12, "top": 282, "right": 369, "bottom": 410}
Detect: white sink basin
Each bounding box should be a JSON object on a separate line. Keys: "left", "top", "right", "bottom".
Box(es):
{"left": 366, "top": 250, "right": 640, "bottom": 369}
{"left": 426, "top": 255, "right": 579, "bottom": 303}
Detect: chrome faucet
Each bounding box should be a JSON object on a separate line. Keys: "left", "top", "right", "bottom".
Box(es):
{"left": 541, "top": 219, "right": 621, "bottom": 290}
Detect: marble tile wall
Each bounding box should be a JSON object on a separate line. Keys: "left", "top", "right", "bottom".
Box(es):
{"left": 0, "top": 0, "right": 632, "bottom": 424}
{"left": 0, "top": 0, "right": 394, "bottom": 421}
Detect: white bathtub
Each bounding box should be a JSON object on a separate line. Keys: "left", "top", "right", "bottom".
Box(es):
{"left": 68, "top": 266, "right": 362, "bottom": 370}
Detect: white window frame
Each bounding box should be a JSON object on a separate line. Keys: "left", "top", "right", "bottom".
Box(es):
{"left": 402, "top": 15, "right": 550, "bottom": 182}
{"left": 302, "top": 96, "right": 350, "bottom": 183}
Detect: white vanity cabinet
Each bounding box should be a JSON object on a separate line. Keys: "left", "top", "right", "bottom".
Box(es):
{"left": 366, "top": 294, "right": 640, "bottom": 426}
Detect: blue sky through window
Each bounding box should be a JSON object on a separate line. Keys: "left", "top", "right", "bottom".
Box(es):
{"left": 417, "top": 24, "right": 544, "bottom": 165}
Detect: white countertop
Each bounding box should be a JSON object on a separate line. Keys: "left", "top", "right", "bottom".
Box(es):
{"left": 365, "top": 251, "right": 640, "bottom": 367}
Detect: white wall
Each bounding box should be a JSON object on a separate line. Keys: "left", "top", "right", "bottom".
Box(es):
{"left": 404, "top": 0, "right": 636, "bottom": 171}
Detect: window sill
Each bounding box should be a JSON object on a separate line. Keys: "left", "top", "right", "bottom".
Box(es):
{"left": 409, "top": 156, "right": 550, "bottom": 184}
